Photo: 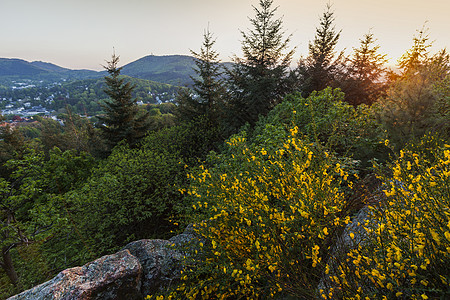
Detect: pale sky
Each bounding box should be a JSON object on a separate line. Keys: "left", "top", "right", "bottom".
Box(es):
{"left": 1, "top": 0, "right": 449, "bottom": 71}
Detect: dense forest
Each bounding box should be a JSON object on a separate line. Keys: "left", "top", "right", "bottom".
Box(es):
{"left": 0, "top": 0, "right": 449, "bottom": 299}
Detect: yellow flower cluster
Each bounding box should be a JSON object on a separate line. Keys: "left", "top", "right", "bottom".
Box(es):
{"left": 324, "top": 140, "right": 450, "bottom": 299}
{"left": 162, "top": 128, "right": 350, "bottom": 299}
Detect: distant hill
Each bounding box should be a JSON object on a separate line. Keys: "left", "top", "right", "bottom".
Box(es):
{"left": 121, "top": 55, "right": 233, "bottom": 86}
{"left": 121, "top": 55, "right": 197, "bottom": 86}
{"left": 30, "top": 61, "right": 70, "bottom": 73}
{"left": 30, "top": 61, "right": 102, "bottom": 79}
{"left": 0, "top": 58, "right": 101, "bottom": 81}
{"left": 0, "top": 55, "right": 233, "bottom": 87}
{"left": 0, "top": 58, "right": 51, "bottom": 77}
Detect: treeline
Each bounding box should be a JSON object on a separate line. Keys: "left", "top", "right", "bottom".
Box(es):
{"left": 0, "top": 0, "right": 449, "bottom": 298}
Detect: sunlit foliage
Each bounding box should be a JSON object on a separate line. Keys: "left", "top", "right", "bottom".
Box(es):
{"left": 254, "top": 88, "right": 388, "bottom": 173}
{"left": 376, "top": 27, "right": 450, "bottom": 149}
{"left": 323, "top": 136, "right": 450, "bottom": 299}
{"left": 150, "top": 120, "right": 353, "bottom": 299}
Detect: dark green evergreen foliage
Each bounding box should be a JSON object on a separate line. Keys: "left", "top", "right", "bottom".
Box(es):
{"left": 252, "top": 88, "right": 388, "bottom": 171}
{"left": 341, "top": 32, "right": 389, "bottom": 106}
{"left": 177, "top": 29, "right": 226, "bottom": 126}
{"left": 227, "top": 0, "right": 296, "bottom": 129}
{"left": 298, "top": 4, "right": 344, "bottom": 96}
{"left": 98, "top": 53, "right": 150, "bottom": 152}
{"left": 174, "top": 116, "right": 227, "bottom": 163}
{"left": 176, "top": 28, "right": 229, "bottom": 152}
{"left": 377, "top": 28, "right": 450, "bottom": 149}
{"left": 65, "top": 133, "right": 185, "bottom": 256}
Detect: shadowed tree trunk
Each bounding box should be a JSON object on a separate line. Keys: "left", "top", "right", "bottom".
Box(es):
{"left": 1, "top": 210, "right": 27, "bottom": 286}
{"left": 2, "top": 245, "right": 19, "bottom": 286}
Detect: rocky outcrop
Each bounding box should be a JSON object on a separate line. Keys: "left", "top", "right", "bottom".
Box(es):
{"left": 8, "top": 250, "right": 142, "bottom": 300}
{"left": 8, "top": 226, "right": 198, "bottom": 300}
{"left": 122, "top": 239, "right": 182, "bottom": 296}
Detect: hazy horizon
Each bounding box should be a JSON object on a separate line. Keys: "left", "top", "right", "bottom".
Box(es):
{"left": 1, "top": 0, "right": 449, "bottom": 71}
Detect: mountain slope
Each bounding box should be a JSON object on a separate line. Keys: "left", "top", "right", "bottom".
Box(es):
{"left": 0, "top": 58, "right": 51, "bottom": 76}
{"left": 121, "top": 54, "right": 233, "bottom": 86}
{"left": 0, "top": 58, "right": 101, "bottom": 81}
{"left": 0, "top": 55, "right": 233, "bottom": 86}
{"left": 30, "top": 61, "right": 70, "bottom": 73}
{"left": 121, "top": 55, "right": 197, "bottom": 86}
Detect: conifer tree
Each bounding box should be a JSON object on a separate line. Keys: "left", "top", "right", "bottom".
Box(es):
{"left": 227, "top": 0, "right": 295, "bottom": 129}
{"left": 298, "top": 4, "right": 344, "bottom": 96}
{"left": 342, "top": 32, "right": 389, "bottom": 106}
{"left": 176, "top": 28, "right": 229, "bottom": 158}
{"left": 98, "top": 53, "right": 150, "bottom": 152}
{"left": 378, "top": 27, "right": 450, "bottom": 148}
{"left": 397, "top": 25, "right": 433, "bottom": 75}
{"left": 176, "top": 28, "right": 226, "bottom": 124}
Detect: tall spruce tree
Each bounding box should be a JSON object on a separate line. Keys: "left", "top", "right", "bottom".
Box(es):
{"left": 298, "top": 4, "right": 344, "bottom": 96}
{"left": 176, "top": 28, "right": 226, "bottom": 124}
{"left": 176, "top": 28, "right": 229, "bottom": 158}
{"left": 227, "top": 0, "right": 295, "bottom": 129}
{"left": 98, "top": 53, "right": 150, "bottom": 152}
{"left": 341, "top": 32, "right": 389, "bottom": 106}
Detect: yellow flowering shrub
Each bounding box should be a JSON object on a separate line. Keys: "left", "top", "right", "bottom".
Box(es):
{"left": 326, "top": 137, "right": 450, "bottom": 299}
{"left": 151, "top": 125, "right": 352, "bottom": 299}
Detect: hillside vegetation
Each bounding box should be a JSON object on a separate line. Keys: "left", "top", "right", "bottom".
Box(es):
{"left": 0, "top": 0, "right": 449, "bottom": 299}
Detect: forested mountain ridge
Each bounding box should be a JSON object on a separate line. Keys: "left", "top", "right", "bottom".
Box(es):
{"left": 0, "top": 58, "right": 61, "bottom": 76}
{"left": 0, "top": 55, "right": 233, "bottom": 86}
{"left": 120, "top": 55, "right": 197, "bottom": 86}
{"left": 0, "top": 58, "right": 101, "bottom": 80}
{"left": 119, "top": 54, "right": 233, "bottom": 86}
